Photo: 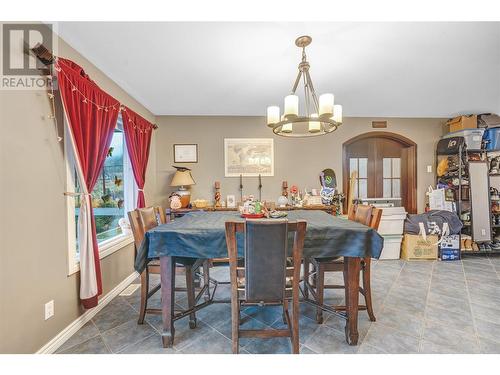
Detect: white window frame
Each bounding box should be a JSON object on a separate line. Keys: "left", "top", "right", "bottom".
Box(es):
{"left": 65, "top": 115, "right": 136, "bottom": 275}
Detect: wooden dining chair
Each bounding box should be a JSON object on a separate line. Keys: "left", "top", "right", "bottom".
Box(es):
{"left": 128, "top": 206, "right": 208, "bottom": 328}
{"left": 303, "top": 205, "right": 382, "bottom": 324}
{"left": 225, "top": 219, "right": 306, "bottom": 354}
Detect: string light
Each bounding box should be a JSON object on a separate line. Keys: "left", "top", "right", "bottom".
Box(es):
{"left": 51, "top": 57, "right": 156, "bottom": 134}
{"left": 46, "top": 63, "right": 63, "bottom": 142}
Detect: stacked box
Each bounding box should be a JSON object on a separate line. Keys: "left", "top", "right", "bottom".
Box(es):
{"left": 439, "top": 234, "right": 460, "bottom": 261}
{"left": 401, "top": 234, "right": 439, "bottom": 261}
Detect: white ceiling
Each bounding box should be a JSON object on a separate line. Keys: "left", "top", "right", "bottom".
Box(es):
{"left": 56, "top": 22, "right": 500, "bottom": 117}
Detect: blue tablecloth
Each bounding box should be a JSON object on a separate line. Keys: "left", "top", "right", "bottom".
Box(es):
{"left": 134, "top": 210, "right": 384, "bottom": 273}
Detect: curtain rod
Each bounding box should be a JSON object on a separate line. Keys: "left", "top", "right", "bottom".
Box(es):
{"left": 27, "top": 43, "right": 158, "bottom": 130}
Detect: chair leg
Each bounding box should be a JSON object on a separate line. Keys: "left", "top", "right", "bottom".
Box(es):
{"left": 362, "top": 257, "right": 376, "bottom": 322}
{"left": 203, "top": 261, "right": 210, "bottom": 301}
{"left": 316, "top": 263, "right": 325, "bottom": 324}
{"left": 282, "top": 299, "right": 288, "bottom": 324}
{"left": 185, "top": 265, "right": 197, "bottom": 329}
{"left": 303, "top": 259, "right": 310, "bottom": 299}
{"left": 231, "top": 297, "right": 240, "bottom": 354}
{"left": 138, "top": 269, "right": 149, "bottom": 324}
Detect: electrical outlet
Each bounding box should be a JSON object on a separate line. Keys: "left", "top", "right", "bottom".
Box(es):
{"left": 45, "top": 300, "right": 54, "bottom": 320}
{"left": 481, "top": 229, "right": 486, "bottom": 236}
{"left": 427, "top": 165, "right": 433, "bottom": 173}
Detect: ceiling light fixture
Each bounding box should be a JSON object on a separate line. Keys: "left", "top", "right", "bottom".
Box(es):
{"left": 267, "top": 35, "right": 342, "bottom": 137}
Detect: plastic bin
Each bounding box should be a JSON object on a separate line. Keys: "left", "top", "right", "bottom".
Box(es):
{"left": 439, "top": 234, "right": 460, "bottom": 261}
{"left": 377, "top": 207, "right": 407, "bottom": 235}
{"left": 443, "top": 128, "right": 485, "bottom": 151}
{"left": 483, "top": 127, "right": 500, "bottom": 151}
{"left": 379, "top": 235, "right": 403, "bottom": 260}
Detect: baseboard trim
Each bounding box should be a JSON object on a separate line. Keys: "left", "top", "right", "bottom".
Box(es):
{"left": 36, "top": 272, "right": 139, "bottom": 354}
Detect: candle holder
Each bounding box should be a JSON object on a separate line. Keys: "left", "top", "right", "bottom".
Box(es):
{"left": 214, "top": 181, "right": 221, "bottom": 208}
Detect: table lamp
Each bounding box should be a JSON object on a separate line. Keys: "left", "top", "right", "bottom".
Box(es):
{"left": 170, "top": 166, "right": 195, "bottom": 208}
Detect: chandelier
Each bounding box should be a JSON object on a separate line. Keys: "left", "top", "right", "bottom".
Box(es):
{"left": 267, "top": 35, "right": 342, "bottom": 137}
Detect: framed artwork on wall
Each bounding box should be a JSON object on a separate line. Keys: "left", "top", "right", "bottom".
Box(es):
{"left": 224, "top": 138, "right": 274, "bottom": 177}
{"left": 173, "top": 144, "right": 198, "bottom": 163}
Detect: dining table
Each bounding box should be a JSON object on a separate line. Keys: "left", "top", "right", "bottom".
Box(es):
{"left": 135, "top": 210, "right": 384, "bottom": 348}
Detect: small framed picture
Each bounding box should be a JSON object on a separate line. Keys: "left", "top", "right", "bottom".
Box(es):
{"left": 226, "top": 195, "right": 236, "bottom": 208}
{"left": 174, "top": 144, "right": 198, "bottom": 163}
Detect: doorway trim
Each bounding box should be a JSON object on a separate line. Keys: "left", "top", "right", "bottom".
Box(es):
{"left": 342, "top": 131, "right": 418, "bottom": 214}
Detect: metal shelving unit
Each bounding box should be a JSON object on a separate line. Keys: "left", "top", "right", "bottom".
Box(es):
{"left": 436, "top": 142, "right": 500, "bottom": 256}
{"left": 436, "top": 137, "right": 467, "bottom": 259}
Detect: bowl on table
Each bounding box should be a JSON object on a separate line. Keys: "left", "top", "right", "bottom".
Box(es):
{"left": 192, "top": 199, "right": 209, "bottom": 208}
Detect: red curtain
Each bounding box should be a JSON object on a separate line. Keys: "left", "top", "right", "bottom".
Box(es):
{"left": 122, "top": 106, "right": 155, "bottom": 208}
{"left": 56, "top": 58, "right": 120, "bottom": 308}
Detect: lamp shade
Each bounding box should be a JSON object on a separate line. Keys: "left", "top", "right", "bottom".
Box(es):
{"left": 170, "top": 170, "right": 196, "bottom": 187}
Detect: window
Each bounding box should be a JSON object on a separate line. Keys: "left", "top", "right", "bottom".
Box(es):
{"left": 65, "top": 114, "right": 136, "bottom": 274}
{"left": 349, "top": 158, "right": 368, "bottom": 199}
{"left": 383, "top": 157, "right": 401, "bottom": 198}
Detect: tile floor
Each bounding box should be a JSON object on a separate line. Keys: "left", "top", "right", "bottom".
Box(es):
{"left": 56, "top": 256, "right": 500, "bottom": 354}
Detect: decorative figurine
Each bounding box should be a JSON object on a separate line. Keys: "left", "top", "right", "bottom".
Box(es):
{"left": 169, "top": 193, "right": 182, "bottom": 210}
{"left": 214, "top": 181, "right": 221, "bottom": 208}
{"left": 290, "top": 185, "right": 299, "bottom": 205}
{"left": 282, "top": 181, "right": 288, "bottom": 198}
{"left": 258, "top": 174, "right": 262, "bottom": 201}
{"left": 319, "top": 168, "right": 337, "bottom": 205}
{"left": 239, "top": 174, "right": 243, "bottom": 203}
{"left": 277, "top": 195, "right": 288, "bottom": 208}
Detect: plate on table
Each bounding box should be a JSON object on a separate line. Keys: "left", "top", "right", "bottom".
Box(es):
{"left": 241, "top": 213, "right": 265, "bottom": 219}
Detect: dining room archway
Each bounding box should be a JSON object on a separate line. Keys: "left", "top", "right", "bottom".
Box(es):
{"left": 342, "top": 131, "right": 417, "bottom": 214}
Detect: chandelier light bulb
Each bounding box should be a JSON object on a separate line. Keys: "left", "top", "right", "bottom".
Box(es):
{"left": 281, "top": 123, "right": 293, "bottom": 133}
{"left": 333, "top": 104, "right": 343, "bottom": 124}
{"left": 267, "top": 106, "right": 280, "bottom": 127}
{"left": 308, "top": 113, "right": 321, "bottom": 133}
{"left": 284, "top": 95, "right": 299, "bottom": 119}
{"left": 319, "top": 93, "right": 334, "bottom": 117}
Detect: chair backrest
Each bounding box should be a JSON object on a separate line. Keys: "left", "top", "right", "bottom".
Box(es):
{"left": 369, "top": 207, "right": 383, "bottom": 230}
{"left": 245, "top": 220, "right": 288, "bottom": 302}
{"left": 128, "top": 209, "right": 145, "bottom": 250}
{"left": 225, "top": 219, "right": 306, "bottom": 304}
{"left": 128, "top": 206, "right": 168, "bottom": 250}
{"left": 353, "top": 204, "right": 373, "bottom": 226}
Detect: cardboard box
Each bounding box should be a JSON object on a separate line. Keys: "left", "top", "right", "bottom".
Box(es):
{"left": 439, "top": 234, "right": 460, "bottom": 261}
{"left": 440, "top": 235, "right": 460, "bottom": 249}
{"left": 401, "top": 234, "right": 438, "bottom": 261}
{"left": 440, "top": 248, "right": 460, "bottom": 261}
{"left": 447, "top": 115, "right": 477, "bottom": 133}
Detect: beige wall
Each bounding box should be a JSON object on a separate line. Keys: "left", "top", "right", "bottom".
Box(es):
{"left": 154, "top": 116, "right": 445, "bottom": 212}
{"left": 0, "top": 26, "right": 156, "bottom": 353}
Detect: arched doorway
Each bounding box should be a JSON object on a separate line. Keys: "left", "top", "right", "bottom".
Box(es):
{"left": 342, "top": 132, "right": 417, "bottom": 213}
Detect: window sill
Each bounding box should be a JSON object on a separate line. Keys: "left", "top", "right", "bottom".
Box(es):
{"left": 68, "top": 234, "right": 134, "bottom": 275}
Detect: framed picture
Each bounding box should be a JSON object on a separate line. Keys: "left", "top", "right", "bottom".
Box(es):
{"left": 173, "top": 144, "right": 198, "bottom": 163}
{"left": 224, "top": 138, "right": 274, "bottom": 177}
{"left": 226, "top": 195, "right": 236, "bottom": 208}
